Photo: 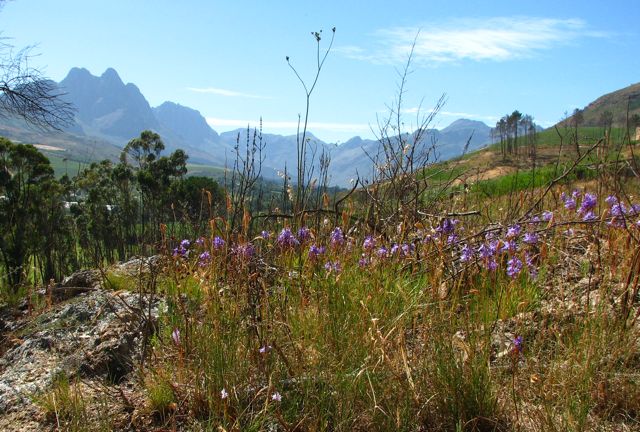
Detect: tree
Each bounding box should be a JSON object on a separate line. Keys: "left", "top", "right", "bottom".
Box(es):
{"left": 571, "top": 108, "right": 584, "bottom": 157}
{"left": 0, "top": 1, "right": 74, "bottom": 129}
{"left": 120, "top": 130, "right": 188, "bottom": 243}
{"left": 0, "top": 138, "right": 59, "bottom": 290}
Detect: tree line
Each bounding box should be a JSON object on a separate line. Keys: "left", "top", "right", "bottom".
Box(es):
{"left": 0, "top": 131, "right": 224, "bottom": 293}
{"left": 492, "top": 110, "right": 538, "bottom": 158}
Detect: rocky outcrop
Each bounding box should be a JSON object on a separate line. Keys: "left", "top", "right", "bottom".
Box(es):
{"left": 0, "top": 258, "right": 162, "bottom": 431}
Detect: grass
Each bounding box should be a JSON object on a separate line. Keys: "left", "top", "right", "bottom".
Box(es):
{"left": 127, "top": 183, "right": 640, "bottom": 431}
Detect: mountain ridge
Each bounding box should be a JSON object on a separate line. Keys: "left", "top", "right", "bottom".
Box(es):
{"left": 0, "top": 67, "right": 494, "bottom": 186}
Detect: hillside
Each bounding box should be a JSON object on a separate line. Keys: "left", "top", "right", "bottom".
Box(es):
{"left": 565, "top": 81, "right": 640, "bottom": 127}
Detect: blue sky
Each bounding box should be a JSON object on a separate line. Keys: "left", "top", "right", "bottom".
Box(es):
{"left": 2, "top": 1, "right": 638, "bottom": 143}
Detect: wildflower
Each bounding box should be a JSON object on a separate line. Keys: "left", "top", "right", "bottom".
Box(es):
{"left": 582, "top": 211, "right": 597, "bottom": 222}
{"left": 233, "top": 243, "right": 255, "bottom": 259}
{"left": 571, "top": 189, "right": 581, "bottom": 199}
{"left": 363, "top": 235, "right": 376, "bottom": 251}
{"left": 271, "top": 391, "right": 282, "bottom": 402}
{"left": 522, "top": 232, "right": 539, "bottom": 245}
{"left": 486, "top": 258, "right": 498, "bottom": 272}
{"left": 390, "top": 243, "right": 399, "bottom": 256}
{"left": 297, "top": 227, "right": 311, "bottom": 243}
{"left": 438, "top": 218, "right": 456, "bottom": 235}
{"left": 308, "top": 244, "right": 325, "bottom": 259}
{"left": 512, "top": 336, "right": 524, "bottom": 354}
{"left": 506, "top": 257, "right": 523, "bottom": 279}
{"left": 330, "top": 227, "right": 345, "bottom": 247}
{"left": 506, "top": 224, "right": 521, "bottom": 239}
{"left": 578, "top": 193, "right": 597, "bottom": 214}
{"left": 563, "top": 198, "right": 576, "bottom": 210}
{"left": 277, "top": 227, "right": 299, "bottom": 248}
{"left": 525, "top": 253, "right": 538, "bottom": 279}
{"left": 542, "top": 210, "right": 553, "bottom": 221}
{"left": 501, "top": 239, "right": 518, "bottom": 254}
{"left": 447, "top": 234, "right": 459, "bottom": 244}
{"left": 401, "top": 243, "right": 413, "bottom": 256}
{"left": 477, "top": 243, "right": 493, "bottom": 259}
{"left": 180, "top": 239, "right": 191, "bottom": 249}
{"left": 605, "top": 195, "right": 618, "bottom": 206}
{"left": 213, "top": 236, "right": 225, "bottom": 250}
{"left": 220, "top": 388, "right": 228, "bottom": 400}
{"left": 198, "top": 251, "right": 211, "bottom": 267}
{"left": 260, "top": 230, "right": 271, "bottom": 239}
{"left": 259, "top": 345, "right": 272, "bottom": 354}
{"left": 358, "top": 255, "right": 370, "bottom": 268}
{"left": 195, "top": 237, "right": 205, "bottom": 246}
{"left": 563, "top": 228, "right": 575, "bottom": 236}
{"left": 460, "top": 244, "right": 474, "bottom": 262}
{"left": 172, "top": 328, "right": 180, "bottom": 346}
{"left": 324, "top": 261, "right": 342, "bottom": 273}
{"left": 376, "top": 246, "right": 388, "bottom": 259}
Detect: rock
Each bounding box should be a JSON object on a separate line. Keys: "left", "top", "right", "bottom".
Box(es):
{"left": 0, "top": 288, "right": 160, "bottom": 418}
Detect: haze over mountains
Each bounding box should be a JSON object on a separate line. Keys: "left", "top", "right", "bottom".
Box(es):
{"left": 0, "top": 67, "right": 494, "bottom": 186}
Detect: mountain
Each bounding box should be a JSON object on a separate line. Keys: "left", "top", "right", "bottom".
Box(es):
{"left": 0, "top": 66, "right": 493, "bottom": 186}
{"left": 563, "top": 82, "right": 640, "bottom": 127}
{"left": 60, "top": 67, "right": 160, "bottom": 140}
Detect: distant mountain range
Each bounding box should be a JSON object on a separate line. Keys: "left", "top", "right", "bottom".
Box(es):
{"left": 0, "top": 67, "right": 494, "bottom": 186}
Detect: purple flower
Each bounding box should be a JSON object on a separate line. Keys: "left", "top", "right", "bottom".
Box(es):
{"left": 297, "top": 227, "right": 311, "bottom": 243}
{"left": 512, "top": 336, "right": 523, "bottom": 354}
{"left": 438, "top": 218, "right": 457, "bottom": 235}
{"left": 564, "top": 198, "right": 576, "bottom": 210}
{"left": 390, "top": 244, "right": 399, "bottom": 256}
{"left": 506, "top": 257, "right": 523, "bottom": 279}
{"left": 259, "top": 345, "right": 272, "bottom": 354}
{"left": 195, "top": 237, "right": 205, "bottom": 246}
{"left": 571, "top": 189, "right": 581, "bottom": 199}
{"left": 172, "top": 328, "right": 180, "bottom": 345}
{"left": 578, "top": 193, "right": 597, "bottom": 214}
{"left": 542, "top": 211, "right": 553, "bottom": 221}
{"left": 523, "top": 232, "right": 539, "bottom": 245}
{"left": 330, "top": 227, "right": 345, "bottom": 247}
{"left": 198, "top": 251, "right": 211, "bottom": 267}
{"left": 460, "top": 244, "right": 474, "bottom": 262}
{"left": 277, "top": 227, "right": 299, "bottom": 248}
{"left": 501, "top": 240, "right": 518, "bottom": 254}
{"left": 582, "top": 211, "right": 597, "bottom": 222}
{"left": 447, "top": 234, "right": 459, "bottom": 244}
{"left": 478, "top": 243, "right": 493, "bottom": 259}
{"left": 271, "top": 391, "right": 282, "bottom": 402}
{"left": 324, "top": 260, "right": 342, "bottom": 273}
{"left": 363, "top": 235, "right": 376, "bottom": 251}
{"left": 401, "top": 243, "right": 413, "bottom": 256}
{"left": 180, "top": 239, "right": 191, "bottom": 249}
{"left": 605, "top": 195, "right": 618, "bottom": 206}
{"left": 376, "top": 246, "right": 388, "bottom": 259}
{"left": 220, "top": 388, "right": 228, "bottom": 400}
{"left": 260, "top": 230, "right": 271, "bottom": 239}
{"left": 308, "top": 244, "right": 325, "bottom": 259}
{"left": 525, "top": 253, "right": 538, "bottom": 279}
{"left": 213, "top": 236, "right": 225, "bottom": 250}
{"left": 506, "top": 224, "right": 521, "bottom": 239}
{"left": 358, "top": 255, "right": 370, "bottom": 268}
{"left": 234, "top": 243, "right": 255, "bottom": 259}
{"left": 611, "top": 203, "right": 627, "bottom": 217}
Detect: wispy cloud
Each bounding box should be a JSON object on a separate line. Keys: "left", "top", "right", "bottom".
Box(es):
{"left": 206, "top": 117, "right": 371, "bottom": 133}
{"left": 187, "top": 87, "right": 270, "bottom": 99}
{"left": 338, "top": 17, "right": 607, "bottom": 65}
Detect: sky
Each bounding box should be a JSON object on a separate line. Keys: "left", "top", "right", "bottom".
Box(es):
{"left": 1, "top": 0, "right": 638, "bottom": 143}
